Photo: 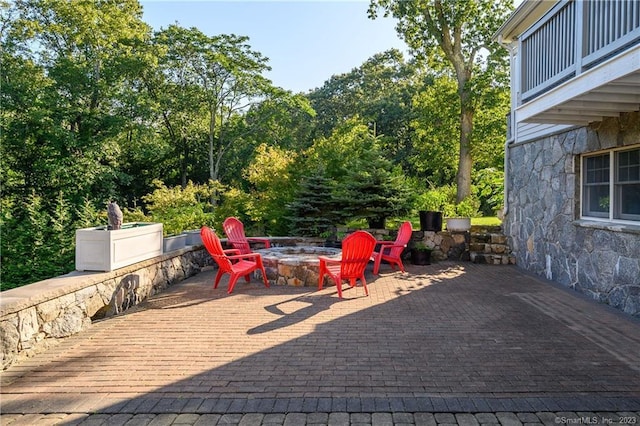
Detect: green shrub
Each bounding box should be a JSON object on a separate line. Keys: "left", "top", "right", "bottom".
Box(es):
{"left": 1, "top": 193, "right": 105, "bottom": 290}
{"left": 213, "top": 187, "right": 254, "bottom": 233}
{"left": 122, "top": 207, "right": 150, "bottom": 223}
{"left": 414, "top": 184, "right": 456, "bottom": 212}
{"left": 142, "top": 180, "right": 216, "bottom": 236}
{"left": 414, "top": 184, "right": 479, "bottom": 218}
{"left": 474, "top": 168, "right": 504, "bottom": 215}
{"left": 446, "top": 196, "right": 480, "bottom": 218}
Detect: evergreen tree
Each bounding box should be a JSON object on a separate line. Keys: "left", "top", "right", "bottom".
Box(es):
{"left": 287, "top": 171, "right": 341, "bottom": 236}
{"left": 336, "top": 158, "right": 411, "bottom": 229}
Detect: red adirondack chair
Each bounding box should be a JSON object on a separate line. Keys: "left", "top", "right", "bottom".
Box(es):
{"left": 201, "top": 226, "right": 269, "bottom": 294}
{"left": 318, "top": 230, "right": 376, "bottom": 298}
{"left": 371, "top": 221, "right": 412, "bottom": 274}
{"left": 222, "top": 217, "right": 271, "bottom": 255}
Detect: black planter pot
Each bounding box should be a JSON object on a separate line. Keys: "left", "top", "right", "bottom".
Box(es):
{"left": 410, "top": 249, "right": 432, "bottom": 265}
{"left": 419, "top": 211, "right": 443, "bottom": 232}
{"left": 367, "top": 217, "right": 386, "bottom": 229}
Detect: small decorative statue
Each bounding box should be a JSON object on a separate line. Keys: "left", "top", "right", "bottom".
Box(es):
{"left": 107, "top": 201, "right": 123, "bottom": 230}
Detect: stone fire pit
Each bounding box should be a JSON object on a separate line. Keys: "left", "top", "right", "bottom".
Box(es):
{"left": 255, "top": 246, "right": 341, "bottom": 287}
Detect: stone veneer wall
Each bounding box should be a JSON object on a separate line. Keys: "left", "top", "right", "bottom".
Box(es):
{"left": 505, "top": 112, "right": 640, "bottom": 317}
{"left": 0, "top": 247, "right": 211, "bottom": 370}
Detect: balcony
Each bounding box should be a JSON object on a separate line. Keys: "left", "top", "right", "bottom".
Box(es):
{"left": 500, "top": 0, "right": 640, "bottom": 125}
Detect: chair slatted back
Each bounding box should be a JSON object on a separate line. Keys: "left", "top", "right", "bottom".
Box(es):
{"left": 201, "top": 226, "right": 234, "bottom": 274}
{"left": 389, "top": 221, "right": 413, "bottom": 258}
{"left": 340, "top": 231, "right": 376, "bottom": 279}
{"left": 222, "top": 217, "right": 252, "bottom": 254}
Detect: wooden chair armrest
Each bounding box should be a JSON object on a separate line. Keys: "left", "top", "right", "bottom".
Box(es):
{"left": 247, "top": 237, "right": 271, "bottom": 249}
{"left": 247, "top": 237, "right": 270, "bottom": 243}
{"left": 318, "top": 256, "right": 341, "bottom": 265}
{"left": 227, "top": 253, "right": 261, "bottom": 261}
{"left": 378, "top": 243, "right": 406, "bottom": 253}
{"left": 223, "top": 249, "right": 240, "bottom": 255}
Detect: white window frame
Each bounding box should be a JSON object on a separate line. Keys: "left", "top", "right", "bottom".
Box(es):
{"left": 580, "top": 144, "right": 640, "bottom": 224}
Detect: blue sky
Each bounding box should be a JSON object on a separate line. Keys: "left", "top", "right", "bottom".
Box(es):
{"left": 140, "top": 1, "right": 408, "bottom": 93}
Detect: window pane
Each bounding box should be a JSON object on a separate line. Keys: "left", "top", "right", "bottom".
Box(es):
{"left": 619, "top": 167, "right": 629, "bottom": 182}
{"left": 619, "top": 151, "right": 629, "bottom": 167}
{"left": 583, "top": 154, "right": 611, "bottom": 218}
{"left": 585, "top": 154, "right": 610, "bottom": 183}
{"left": 584, "top": 184, "right": 610, "bottom": 217}
{"left": 619, "top": 183, "right": 640, "bottom": 218}
{"left": 617, "top": 149, "right": 640, "bottom": 183}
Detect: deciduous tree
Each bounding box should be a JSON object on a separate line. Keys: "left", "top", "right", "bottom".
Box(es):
{"left": 244, "top": 144, "right": 298, "bottom": 235}
{"left": 369, "top": 0, "right": 512, "bottom": 202}
{"left": 308, "top": 49, "right": 417, "bottom": 172}
{"left": 3, "top": 0, "right": 153, "bottom": 202}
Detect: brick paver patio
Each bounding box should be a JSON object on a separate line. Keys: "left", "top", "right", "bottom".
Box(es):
{"left": 1, "top": 262, "right": 639, "bottom": 425}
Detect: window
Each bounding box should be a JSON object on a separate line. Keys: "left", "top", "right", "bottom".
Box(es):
{"left": 616, "top": 149, "right": 640, "bottom": 220}
{"left": 582, "top": 146, "right": 640, "bottom": 222}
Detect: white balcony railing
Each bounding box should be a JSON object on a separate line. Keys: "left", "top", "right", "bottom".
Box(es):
{"left": 520, "top": 0, "right": 640, "bottom": 102}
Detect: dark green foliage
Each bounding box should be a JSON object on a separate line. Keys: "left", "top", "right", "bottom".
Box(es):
{"left": 335, "top": 160, "right": 411, "bottom": 229}
{"left": 474, "top": 168, "right": 505, "bottom": 216}
{"left": 1, "top": 194, "right": 103, "bottom": 291}
{"left": 287, "top": 171, "right": 341, "bottom": 236}
{"left": 308, "top": 49, "right": 418, "bottom": 174}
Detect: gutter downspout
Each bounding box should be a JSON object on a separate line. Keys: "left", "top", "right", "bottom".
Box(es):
{"left": 503, "top": 132, "right": 511, "bottom": 218}
{"left": 498, "top": 35, "right": 517, "bottom": 219}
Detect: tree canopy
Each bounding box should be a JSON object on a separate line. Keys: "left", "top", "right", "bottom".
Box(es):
{"left": 368, "top": 0, "right": 513, "bottom": 202}
{"left": 1, "top": 0, "right": 512, "bottom": 289}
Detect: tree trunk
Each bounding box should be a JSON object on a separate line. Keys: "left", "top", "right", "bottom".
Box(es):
{"left": 456, "top": 107, "right": 473, "bottom": 203}
{"left": 208, "top": 110, "right": 216, "bottom": 182}
{"left": 208, "top": 107, "right": 217, "bottom": 206}
{"left": 180, "top": 137, "right": 188, "bottom": 189}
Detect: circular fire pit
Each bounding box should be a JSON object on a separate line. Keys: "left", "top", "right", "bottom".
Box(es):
{"left": 255, "top": 246, "right": 341, "bottom": 287}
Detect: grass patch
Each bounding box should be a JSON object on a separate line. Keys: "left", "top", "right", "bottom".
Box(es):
{"left": 471, "top": 216, "right": 501, "bottom": 226}
{"left": 344, "top": 216, "right": 502, "bottom": 230}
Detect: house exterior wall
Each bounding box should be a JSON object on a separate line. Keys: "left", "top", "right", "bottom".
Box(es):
{"left": 516, "top": 121, "right": 574, "bottom": 144}
{"left": 505, "top": 112, "right": 640, "bottom": 317}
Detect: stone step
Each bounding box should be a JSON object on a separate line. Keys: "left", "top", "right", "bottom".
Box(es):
{"left": 470, "top": 231, "right": 512, "bottom": 262}
{"left": 470, "top": 252, "right": 516, "bottom": 265}
{"left": 470, "top": 242, "right": 510, "bottom": 254}
{"left": 469, "top": 225, "right": 503, "bottom": 234}
{"left": 470, "top": 232, "right": 509, "bottom": 245}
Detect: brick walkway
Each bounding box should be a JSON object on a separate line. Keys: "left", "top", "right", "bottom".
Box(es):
{"left": 1, "top": 262, "right": 639, "bottom": 425}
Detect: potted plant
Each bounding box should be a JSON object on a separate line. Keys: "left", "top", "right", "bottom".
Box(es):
{"left": 420, "top": 210, "right": 443, "bottom": 232}
{"left": 415, "top": 189, "right": 446, "bottom": 232}
{"left": 444, "top": 197, "right": 477, "bottom": 232}
{"left": 410, "top": 242, "right": 432, "bottom": 265}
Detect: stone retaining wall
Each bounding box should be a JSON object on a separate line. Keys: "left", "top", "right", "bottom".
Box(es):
{"left": 0, "top": 246, "right": 211, "bottom": 370}
{"left": 352, "top": 227, "right": 470, "bottom": 262}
